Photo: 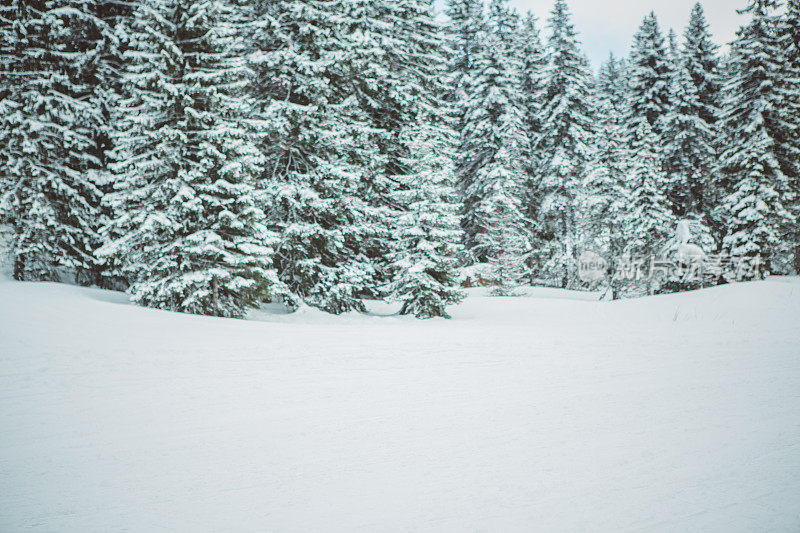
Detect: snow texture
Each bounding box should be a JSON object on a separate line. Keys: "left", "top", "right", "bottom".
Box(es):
{"left": 1, "top": 276, "right": 799, "bottom": 531}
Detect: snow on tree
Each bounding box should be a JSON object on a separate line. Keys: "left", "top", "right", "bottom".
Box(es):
{"left": 488, "top": 0, "right": 519, "bottom": 48}
{"left": 353, "top": 0, "right": 461, "bottom": 298}
{"left": 716, "top": 0, "right": 795, "bottom": 274}
{"left": 447, "top": 0, "right": 485, "bottom": 139}
{"left": 245, "top": 0, "right": 386, "bottom": 314}
{"left": 533, "top": 0, "right": 595, "bottom": 288}
{"left": 0, "top": 0, "right": 115, "bottom": 284}
{"left": 99, "top": 0, "right": 278, "bottom": 318}
{"left": 474, "top": 146, "right": 533, "bottom": 296}
{"left": 777, "top": 0, "right": 800, "bottom": 271}
{"left": 457, "top": 31, "right": 531, "bottom": 265}
{"left": 517, "top": 12, "right": 548, "bottom": 231}
{"left": 661, "top": 67, "right": 717, "bottom": 219}
{"left": 388, "top": 118, "right": 465, "bottom": 318}
{"left": 626, "top": 11, "right": 672, "bottom": 137}
{"left": 582, "top": 100, "right": 629, "bottom": 264}
{"left": 596, "top": 52, "right": 629, "bottom": 119}
{"left": 621, "top": 121, "right": 676, "bottom": 261}
{"left": 660, "top": 2, "right": 721, "bottom": 229}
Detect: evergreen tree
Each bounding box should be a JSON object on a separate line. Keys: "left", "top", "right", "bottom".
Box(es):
{"left": 358, "top": 0, "right": 461, "bottom": 298}
{"left": 627, "top": 12, "right": 672, "bottom": 137}
{"left": 388, "top": 117, "right": 464, "bottom": 318}
{"left": 447, "top": 0, "right": 485, "bottom": 140}
{"left": 457, "top": 31, "right": 531, "bottom": 264}
{"left": 717, "top": 0, "right": 794, "bottom": 274}
{"left": 582, "top": 100, "right": 629, "bottom": 264}
{"left": 99, "top": 0, "right": 277, "bottom": 317}
{"left": 488, "top": 0, "right": 519, "bottom": 48}
{"left": 517, "top": 12, "right": 548, "bottom": 233}
{"left": 0, "top": 0, "right": 115, "bottom": 283}
{"left": 596, "top": 52, "right": 628, "bottom": 119}
{"left": 475, "top": 146, "right": 532, "bottom": 296}
{"left": 620, "top": 121, "right": 676, "bottom": 293}
{"left": 534, "top": 0, "right": 595, "bottom": 287}
{"left": 777, "top": 0, "right": 800, "bottom": 271}
{"left": 660, "top": 2, "right": 721, "bottom": 226}
{"left": 246, "top": 0, "right": 385, "bottom": 313}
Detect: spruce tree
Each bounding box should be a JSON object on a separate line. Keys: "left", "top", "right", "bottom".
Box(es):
{"left": 582, "top": 100, "right": 629, "bottom": 264}
{"left": 717, "top": 0, "right": 794, "bottom": 274}
{"left": 517, "top": 12, "right": 548, "bottom": 238}
{"left": 475, "top": 146, "right": 532, "bottom": 296}
{"left": 777, "top": 0, "right": 800, "bottom": 271}
{"left": 447, "top": 0, "right": 485, "bottom": 142}
{"left": 596, "top": 53, "right": 628, "bottom": 119}
{"left": 0, "top": 0, "right": 115, "bottom": 283}
{"left": 457, "top": 31, "right": 531, "bottom": 264}
{"left": 627, "top": 12, "right": 672, "bottom": 137}
{"left": 388, "top": 117, "right": 464, "bottom": 318}
{"left": 620, "top": 121, "right": 676, "bottom": 293}
{"left": 99, "top": 0, "right": 277, "bottom": 317}
{"left": 246, "top": 0, "right": 385, "bottom": 313}
{"left": 661, "top": 2, "right": 720, "bottom": 223}
{"left": 534, "top": 0, "right": 595, "bottom": 287}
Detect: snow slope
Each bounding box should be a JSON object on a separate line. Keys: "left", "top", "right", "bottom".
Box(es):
{"left": 1, "top": 277, "right": 799, "bottom": 531}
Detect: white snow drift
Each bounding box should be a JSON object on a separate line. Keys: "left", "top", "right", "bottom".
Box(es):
{"left": 1, "top": 277, "right": 799, "bottom": 531}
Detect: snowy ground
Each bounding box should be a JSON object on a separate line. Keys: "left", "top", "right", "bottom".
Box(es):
{"left": 1, "top": 276, "right": 799, "bottom": 531}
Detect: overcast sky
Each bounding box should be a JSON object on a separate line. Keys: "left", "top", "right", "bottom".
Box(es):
{"left": 438, "top": 0, "right": 749, "bottom": 69}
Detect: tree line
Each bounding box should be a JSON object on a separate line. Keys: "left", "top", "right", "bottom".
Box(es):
{"left": 1, "top": 0, "right": 798, "bottom": 318}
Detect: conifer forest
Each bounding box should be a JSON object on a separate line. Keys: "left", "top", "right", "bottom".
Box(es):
{"left": 1, "top": 0, "right": 799, "bottom": 318}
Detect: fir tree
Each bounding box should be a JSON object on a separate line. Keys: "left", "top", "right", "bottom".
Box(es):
{"left": 620, "top": 121, "right": 676, "bottom": 292}
{"left": 660, "top": 2, "right": 721, "bottom": 224}
{"left": 0, "top": 0, "right": 115, "bottom": 283}
{"left": 475, "top": 146, "right": 532, "bottom": 296}
{"left": 717, "top": 0, "right": 794, "bottom": 274}
{"left": 447, "top": 0, "right": 485, "bottom": 139}
{"left": 596, "top": 52, "right": 628, "bottom": 119}
{"left": 627, "top": 12, "right": 672, "bottom": 137}
{"left": 457, "top": 31, "right": 531, "bottom": 264}
{"left": 517, "top": 12, "right": 548, "bottom": 234}
{"left": 534, "top": 0, "right": 595, "bottom": 287}
{"left": 582, "top": 100, "right": 629, "bottom": 264}
{"left": 388, "top": 117, "right": 464, "bottom": 318}
{"left": 777, "top": 0, "right": 800, "bottom": 271}
{"left": 246, "top": 0, "right": 384, "bottom": 313}
{"left": 99, "top": 0, "right": 277, "bottom": 317}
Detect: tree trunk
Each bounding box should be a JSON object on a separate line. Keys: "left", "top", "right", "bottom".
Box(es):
{"left": 13, "top": 254, "right": 24, "bottom": 281}
{"left": 794, "top": 244, "right": 800, "bottom": 275}
{"left": 211, "top": 276, "right": 220, "bottom": 314}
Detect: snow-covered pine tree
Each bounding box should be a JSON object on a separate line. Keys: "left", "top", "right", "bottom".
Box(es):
{"left": 355, "top": 0, "right": 462, "bottom": 299}
{"left": 661, "top": 65, "right": 717, "bottom": 220}
{"left": 777, "top": 0, "right": 800, "bottom": 271}
{"left": 620, "top": 121, "right": 676, "bottom": 293}
{"left": 582, "top": 100, "right": 629, "bottom": 270}
{"left": 99, "top": 0, "right": 277, "bottom": 317}
{"left": 626, "top": 11, "right": 672, "bottom": 137}
{"left": 488, "top": 0, "right": 519, "bottom": 48}
{"left": 447, "top": 0, "right": 485, "bottom": 148}
{"left": 533, "top": 0, "right": 595, "bottom": 288}
{"left": 683, "top": 3, "right": 722, "bottom": 129}
{"left": 475, "top": 145, "right": 532, "bottom": 296}
{"left": 517, "top": 12, "right": 548, "bottom": 241}
{"left": 661, "top": 2, "right": 720, "bottom": 237}
{"left": 0, "top": 0, "right": 115, "bottom": 284}
{"left": 388, "top": 116, "right": 465, "bottom": 318}
{"left": 716, "top": 0, "right": 795, "bottom": 275}
{"left": 458, "top": 30, "right": 531, "bottom": 266}
{"left": 596, "top": 52, "right": 629, "bottom": 119}
{"left": 245, "top": 0, "right": 384, "bottom": 314}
